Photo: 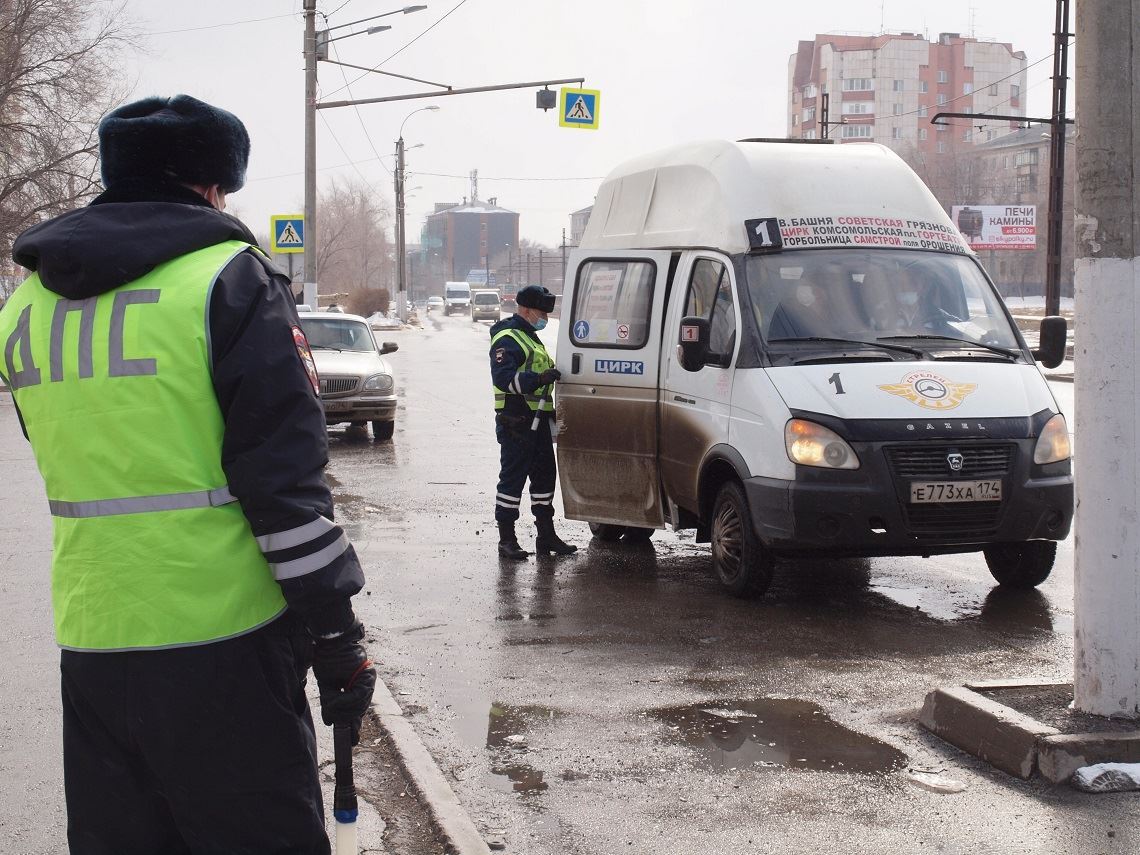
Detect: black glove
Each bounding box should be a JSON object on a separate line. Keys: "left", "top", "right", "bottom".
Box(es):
{"left": 311, "top": 620, "right": 376, "bottom": 745}
{"left": 537, "top": 368, "right": 561, "bottom": 385}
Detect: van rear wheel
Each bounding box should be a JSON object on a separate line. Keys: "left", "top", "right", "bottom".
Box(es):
{"left": 711, "top": 481, "right": 772, "bottom": 598}
{"left": 983, "top": 541, "right": 1056, "bottom": 588}
{"left": 589, "top": 522, "right": 626, "bottom": 542}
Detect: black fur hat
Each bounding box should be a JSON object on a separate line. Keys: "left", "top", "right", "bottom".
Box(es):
{"left": 516, "top": 284, "right": 556, "bottom": 313}
{"left": 98, "top": 95, "right": 250, "bottom": 193}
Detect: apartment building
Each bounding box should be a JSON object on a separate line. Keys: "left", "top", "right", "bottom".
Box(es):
{"left": 787, "top": 32, "right": 1028, "bottom": 156}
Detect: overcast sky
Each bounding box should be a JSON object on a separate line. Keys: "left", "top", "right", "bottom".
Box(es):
{"left": 122, "top": 0, "right": 1072, "bottom": 249}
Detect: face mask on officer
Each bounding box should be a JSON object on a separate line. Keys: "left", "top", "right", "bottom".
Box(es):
{"left": 532, "top": 316, "right": 548, "bottom": 331}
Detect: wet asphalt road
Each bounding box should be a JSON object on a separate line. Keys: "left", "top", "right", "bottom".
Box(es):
{"left": 1, "top": 312, "right": 1134, "bottom": 854}
{"left": 338, "top": 312, "right": 1136, "bottom": 855}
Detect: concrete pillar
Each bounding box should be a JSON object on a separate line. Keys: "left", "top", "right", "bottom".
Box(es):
{"left": 1073, "top": 0, "right": 1140, "bottom": 716}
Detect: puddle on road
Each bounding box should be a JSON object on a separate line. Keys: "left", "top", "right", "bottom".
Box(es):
{"left": 496, "top": 612, "right": 555, "bottom": 623}
{"left": 484, "top": 702, "right": 562, "bottom": 794}
{"left": 652, "top": 698, "right": 907, "bottom": 775}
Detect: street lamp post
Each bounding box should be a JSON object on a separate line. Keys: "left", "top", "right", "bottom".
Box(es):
{"left": 505, "top": 244, "right": 512, "bottom": 284}
{"left": 303, "top": 3, "right": 428, "bottom": 309}
{"left": 395, "top": 107, "right": 439, "bottom": 322}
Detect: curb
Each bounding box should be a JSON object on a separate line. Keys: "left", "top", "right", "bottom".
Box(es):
{"left": 372, "top": 680, "right": 492, "bottom": 855}
{"left": 920, "top": 679, "right": 1140, "bottom": 783}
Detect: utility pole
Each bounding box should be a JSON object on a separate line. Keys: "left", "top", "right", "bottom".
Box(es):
{"left": 561, "top": 228, "right": 567, "bottom": 285}
{"left": 394, "top": 135, "right": 406, "bottom": 319}
{"left": 1073, "top": 0, "right": 1140, "bottom": 716}
{"left": 302, "top": 0, "right": 318, "bottom": 309}
{"left": 538, "top": 249, "right": 544, "bottom": 286}
{"left": 1044, "top": 0, "right": 1072, "bottom": 316}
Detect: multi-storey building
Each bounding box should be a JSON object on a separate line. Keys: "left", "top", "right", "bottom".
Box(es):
{"left": 787, "top": 32, "right": 1028, "bottom": 156}
{"left": 421, "top": 197, "right": 519, "bottom": 284}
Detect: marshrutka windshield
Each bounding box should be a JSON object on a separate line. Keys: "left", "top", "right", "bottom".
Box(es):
{"left": 446, "top": 287, "right": 469, "bottom": 298}
{"left": 474, "top": 292, "right": 499, "bottom": 304}
{"left": 744, "top": 249, "right": 1021, "bottom": 355}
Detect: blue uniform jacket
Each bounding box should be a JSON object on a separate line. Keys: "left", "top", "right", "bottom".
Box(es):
{"left": 489, "top": 314, "right": 552, "bottom": 420}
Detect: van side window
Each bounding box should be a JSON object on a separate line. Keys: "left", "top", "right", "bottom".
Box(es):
{"left": 570, "top": 260, "right": 655, "bottom": 348}
{"left": 685, "top": 259, "right": 736, "bottom": 358}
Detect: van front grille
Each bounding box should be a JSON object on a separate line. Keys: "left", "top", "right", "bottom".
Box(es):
{"left": 885, "top": 444, "right": 1015, "bottom": 478}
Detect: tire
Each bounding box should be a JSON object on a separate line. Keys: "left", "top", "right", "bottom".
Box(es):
{"left": 371, "top": 420, "right": 395, "bottom": 442}
{"left": 623, "top": 526, "right": 654, "bottom": 542}
{"left": 710, "top": 481, "right": 772, "bottom": 598}
{"left": 589, "top": 522, "right": 626, "bottom": 542}
{"left": 983, "top": 541, "right": 1056, "bottom": 588}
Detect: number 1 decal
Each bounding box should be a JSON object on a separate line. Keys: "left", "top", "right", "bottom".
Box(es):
{"left": 744, "top": 218, "right": 783, "bottom": 252}
{"left": 828, "top": 372, "right": 845, "bottom": 395}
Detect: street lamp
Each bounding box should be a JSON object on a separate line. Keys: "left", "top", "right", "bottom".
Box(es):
{"left": 303, "top": 2, "right": 428, "bottom": 308}
{"left": 395, "top": 106, "right": 439, "bottom": 321}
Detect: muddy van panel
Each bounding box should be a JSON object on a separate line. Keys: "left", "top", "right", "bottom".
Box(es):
{"left": 555, "top": 250, "right": 674, "bottom": 529}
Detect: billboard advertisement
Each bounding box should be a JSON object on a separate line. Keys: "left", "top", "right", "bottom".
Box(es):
{"left": 951, "top": 205, "right": 1036, "bottom": 251}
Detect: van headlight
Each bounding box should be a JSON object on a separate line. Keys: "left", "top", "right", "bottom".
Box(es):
{"left": 1033, "top": 413, "right": 1071, "bottom": 464}
{"left": 785, "top": 419, "right": 860, "bottom": 469}
{"left": 363, "top": 373, "right": 393, "bottom": 394}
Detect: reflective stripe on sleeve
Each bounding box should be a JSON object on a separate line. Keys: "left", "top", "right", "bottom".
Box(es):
{"left": 48, "top": 486, "right": 236, "bottom": 519}
{"left": 255, "top": 515, "right": 337, "bottom": 553}
{"left": 269, "top": 532, "right": 351, "bottom": 581}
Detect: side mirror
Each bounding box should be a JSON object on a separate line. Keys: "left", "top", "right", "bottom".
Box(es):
{"left": 1033, "top": 316, "right": 1066, "bottom": 369}
{"left": 379, "top": 342, "right": 400, "bottom": 355}
{"left": 677, "top": 316, "right": 710, "bottom": 372}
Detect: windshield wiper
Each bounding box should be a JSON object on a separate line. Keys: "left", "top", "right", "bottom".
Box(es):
{"left": 877, "top": 335, "right": 1020, "bottom": 360}
{"left": 308, "top": 345, "right": 343, "bottom": 352}
{"left": 768, "top": 336, "right": 926, "bottom": 358}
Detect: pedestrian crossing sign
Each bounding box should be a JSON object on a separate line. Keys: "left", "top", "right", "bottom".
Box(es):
{"left": 559, "top": 87, "right": 600, "bottom": 130}
{"left": 271, "top": 215, "right": 305, "bottom": 254}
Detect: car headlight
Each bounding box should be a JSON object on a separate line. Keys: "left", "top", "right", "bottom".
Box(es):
{"left": 1033, "top": 413, "right": 1071, "bottom": 464}
{"left": 784, "top": 419, "right": 860, "bottom": 469}
{"left": 363, "top": 373, "right": 393, "bottom": 393}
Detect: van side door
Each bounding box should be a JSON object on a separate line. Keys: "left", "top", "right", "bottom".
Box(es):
{"left": 555, "top": 250, "right": 674, "bottom": 528}
{"left": 660, "top": 253, "right": 740, "bottom": 513}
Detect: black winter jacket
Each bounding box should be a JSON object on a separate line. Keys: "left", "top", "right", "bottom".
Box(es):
{"left": 9, "top": 182, "right": 363, "bottom": 640}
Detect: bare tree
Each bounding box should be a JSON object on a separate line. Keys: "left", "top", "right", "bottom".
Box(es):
{"left": 0, "top": 0, "right": 134, "bottom": 292}
{"left": 315, "top": 175, "right": 393, "bottom": 301}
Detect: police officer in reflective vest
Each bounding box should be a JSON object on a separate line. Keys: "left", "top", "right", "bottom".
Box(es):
{"left": 0, "top": 95, "right": 374, "bottom": 853}
{"left": 489, "top": 285, "right": 578, "bottom": 559}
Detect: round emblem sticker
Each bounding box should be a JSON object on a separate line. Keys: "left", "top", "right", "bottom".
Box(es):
{"left": 617, "top": 323, "right": 630, "bottom": 340}
{"left": 877, "top": 370, "right": 977, "bottom": 411}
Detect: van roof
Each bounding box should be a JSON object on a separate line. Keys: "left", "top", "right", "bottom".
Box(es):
{"left": 580, "top": 139, "right": 969, "bottom": 255}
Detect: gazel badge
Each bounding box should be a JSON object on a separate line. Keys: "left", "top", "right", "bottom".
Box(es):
{"left": 878, "top": 370, "right": 977, "bottom": 411}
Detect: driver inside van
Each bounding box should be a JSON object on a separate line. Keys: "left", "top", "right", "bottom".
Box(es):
{"left": 893, "top": 262, "right": 957, "bottom": 335}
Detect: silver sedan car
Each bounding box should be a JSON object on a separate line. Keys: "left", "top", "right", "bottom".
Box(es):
{"left": 298, "top": 312, "right": 399, "bottom": 440}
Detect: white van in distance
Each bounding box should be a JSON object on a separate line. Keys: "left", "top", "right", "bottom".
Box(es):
{"left": 556, "top": 139, "right": 1071, "bottom": 596}
{"left": 443, "top": 281, "right": 471, "bottom": 316}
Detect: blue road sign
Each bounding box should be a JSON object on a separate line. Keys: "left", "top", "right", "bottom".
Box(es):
{"left": 271, "top": 215, "right": 305, "bottom": 254}
{"left": 573, "top": 320, "right": 591, "bottom": 340}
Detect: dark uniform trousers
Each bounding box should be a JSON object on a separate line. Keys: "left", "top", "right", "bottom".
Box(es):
{"left": 495, "top": 413, "right": 556, "bottom": 523}
{"left": 61, "top": 611, "right": 329, "bottom": 855}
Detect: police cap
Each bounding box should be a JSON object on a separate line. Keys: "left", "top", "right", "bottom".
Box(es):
{"left": 516, "top": 284, "right": 556, "bottom": 313}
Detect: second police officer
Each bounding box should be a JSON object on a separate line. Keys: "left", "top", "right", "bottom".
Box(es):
{"left": 489, "top": 285, "right": 578, "bottom": 559}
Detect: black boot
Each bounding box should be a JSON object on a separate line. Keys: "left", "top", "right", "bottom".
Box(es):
{"left": 498, "top": 520, "right": 529, "bottom": 560}
{"left": 535, "top": 517, "right": 577, "bottom": 555}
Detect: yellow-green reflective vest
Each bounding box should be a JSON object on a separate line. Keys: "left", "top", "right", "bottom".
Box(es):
{"left": 0, "top": 240, "right": 286, "bottom": 651}
{"left": 491, "top": 327, "right": 554, "bottom": 413}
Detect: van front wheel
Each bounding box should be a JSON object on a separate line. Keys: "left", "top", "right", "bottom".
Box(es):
{"left": 983, "top": 541, "right": 1056, "bottom": 588}
{"left": 711, "top": 481, "right": 772, "bottom": 598}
